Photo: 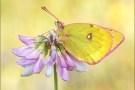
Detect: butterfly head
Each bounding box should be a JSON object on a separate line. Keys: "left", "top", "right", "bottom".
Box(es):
{"left": 55, "top": 21, "right": 64, "bottom": 29}
{"left": 41, "top": 6, "right": 66, "bottom": 43}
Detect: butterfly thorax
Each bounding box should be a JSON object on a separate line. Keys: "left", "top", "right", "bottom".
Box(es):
{"left": 55, "top": 21, "right": 67, "bottom": 43}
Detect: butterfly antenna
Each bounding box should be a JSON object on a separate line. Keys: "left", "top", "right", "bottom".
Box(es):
{"left": 41, "top": 6, "right": 59, "bottom": 21}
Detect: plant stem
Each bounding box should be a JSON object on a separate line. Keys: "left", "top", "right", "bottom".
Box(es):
{"left": 54, "top": 64, "right": 58, "bottom": 90}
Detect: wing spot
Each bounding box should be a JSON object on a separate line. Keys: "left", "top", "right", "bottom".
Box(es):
{"left": 87, "top": 33, "right": 92, "bottom": 40}
{"left": 90, "top": 24, "right": 93, "bottom": 27}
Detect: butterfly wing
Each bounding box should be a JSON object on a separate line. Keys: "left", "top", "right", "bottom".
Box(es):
{"left": 58, "top": 23, "right": 113, "bottom": 65}
{"left": 103, "top": 27, "right": 125, "bottom": 53}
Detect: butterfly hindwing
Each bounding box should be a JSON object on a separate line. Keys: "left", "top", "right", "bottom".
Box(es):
{"left": 107, "top": 29, "right": 124, "bottom": 53}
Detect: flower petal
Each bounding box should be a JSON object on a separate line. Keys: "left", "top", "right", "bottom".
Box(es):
{"left": 57, "top": 55, "right": 67, "bottom": 68}
{"left": 19, "top": 35, "right": 35, "bottom": 45}
{"left": 16, "top": 58, "right": 27, "bottom": 63}
{"left": 47, "top": 57, "right": 56, "bottom": 66}
{"left": 16, "top": 58, "right": 36, "bottom": 66}
{"left": 25, "top": 50, "right": 41, "bottom": 60}
{"left": 45, "top": 56, "right": 56, "bottom": 77}
{"left": 12, "top": 45, "right": 34, "bottom": 57}
{"left": 73, "top": 60, "right": 88, "bottom": 72}
{"left": 66, "top": 66, "right": 73, "bottom": 71}
{"left": 33, "top": 55, "right": 45, "bottom": 73}
{"left": 56, "top": 65, "right": 69, "bottom": 81}
{"left": 62, "top": 68, "right": 69, "bottom": 81}
{"left": 45, "top": 65, "right": 53, "bottom": 77}
{"left": 65, "top": 54, "right": 76, "bottom": 68}
{"left": 51, "top": 46, "right": 56, "bottom": 60}
{"left": 21, "top": 64, "right": 36, "bottom": 77}
{"left": 51, "top": 50, "right": 56, "bottom": 60}
{"left": 69, "top": 54, "right": 88, "bottom": 72}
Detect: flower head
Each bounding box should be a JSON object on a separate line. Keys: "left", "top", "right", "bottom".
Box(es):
{"left": 12, "top": 33, "right": 88, "bottom": 81}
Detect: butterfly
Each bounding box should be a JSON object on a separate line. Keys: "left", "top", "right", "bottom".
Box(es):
{"left": 42, "top": 6, "right": 125, "bottom": 65}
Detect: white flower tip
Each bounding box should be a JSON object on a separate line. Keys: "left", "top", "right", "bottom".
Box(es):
{"left": 45, "top": 73, "right": 52, "bottom": 77}
{"left": 81, "top": 67, "right": 88, "bottom": 72}
{"left": 75, "top": 65, "right": 88, "bottom": 72}
{"left": 71, "top": 57, "right": 89, "bottom": 72}
{"left": 21, "top": 64, "right": 35, "bottom": 76}
{"left": 45, "top": 65, "right": 53, "bottom": 77}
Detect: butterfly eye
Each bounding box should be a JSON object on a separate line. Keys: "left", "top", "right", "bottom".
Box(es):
{"left": 87, "top": 33, "right": 92, "bottom": 40}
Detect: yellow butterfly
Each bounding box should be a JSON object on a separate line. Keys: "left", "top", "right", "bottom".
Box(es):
{"left": 42, "top": 6, "right": 125, "bottom": 65}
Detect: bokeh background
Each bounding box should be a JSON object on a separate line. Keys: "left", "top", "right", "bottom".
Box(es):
{"left": 1, "top": 0, "right": 134, "bottom": 90}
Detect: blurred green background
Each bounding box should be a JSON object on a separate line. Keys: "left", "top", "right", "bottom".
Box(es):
{"left": 1, "top": 0, "right": 134, "bottom": 90}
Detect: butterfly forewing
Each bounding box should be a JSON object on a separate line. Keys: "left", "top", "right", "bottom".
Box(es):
{"left": 58, "top": 23, "right": 113, "bottom": 64}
